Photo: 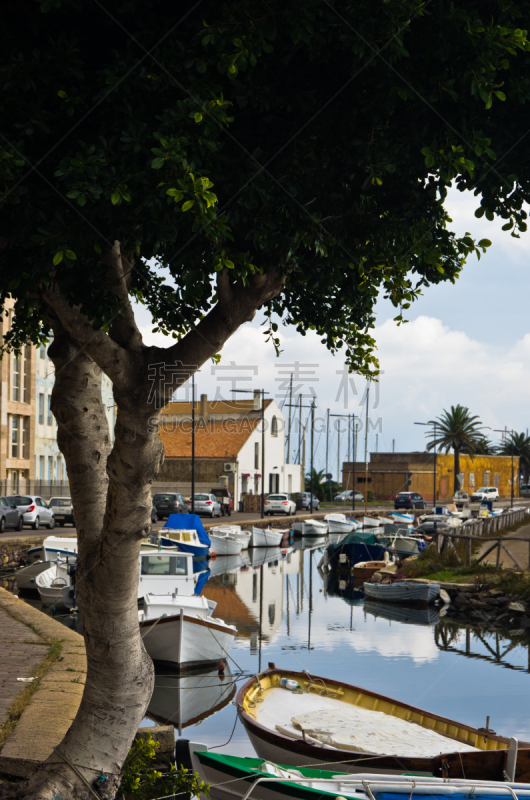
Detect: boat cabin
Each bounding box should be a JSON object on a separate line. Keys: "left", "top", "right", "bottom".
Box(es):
{"left": 138, "top": 550, "right": 196, "bottom": 597}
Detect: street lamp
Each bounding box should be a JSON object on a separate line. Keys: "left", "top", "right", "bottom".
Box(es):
{"left": 415, "top": 421, "right": 437, "bottom": 509}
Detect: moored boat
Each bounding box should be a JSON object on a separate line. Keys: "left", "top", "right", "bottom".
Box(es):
{"left": 353, "top": 559, "right": 388, "bottom": 581}
{"left": 363, "top": 580, "right": 440, "bottom": 604}
{"left": 324, "top": 513, "right": 357, "bottom": 534}
{"left": 36, "top": 556, "right": 76, "bottom": 607}
{"left": 139, "top": 592, "right": 236, "bottom": 669}
{"left": 209, "top": 531, "right": 243, "bottom": 556}
{"left": 210, "top": 524, "right": 251, "bottom": 550}
{"left": 323, "top": 530, "right": 389, "bottom": 568}
{"left": 156, "top": 513, "right": 211, "bottom": 558}
{"left": 291, "top": 520, "right": 329, "bottom": 537}
{"left": 27, "top": 536, "right": 78, "bottom": 563}
{"left": 251, "top": 527, "right": 283, "bottom": 548}
{"left": 14, "top": 560, "right": 53, "bottom": 590}
{"left": 188, "top": 743, "right": 530, "bottom": 800}
{"left": 236, "top": 667, "right": 530, "bottom": 779}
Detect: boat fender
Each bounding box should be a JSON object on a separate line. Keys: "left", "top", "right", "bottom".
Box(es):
{"left": 175, "top": 739, "right": 194, "bottom": 772}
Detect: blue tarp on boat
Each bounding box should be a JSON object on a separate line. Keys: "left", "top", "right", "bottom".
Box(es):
{"left": 166, "top": 513, "right": 211, "bottom": 547}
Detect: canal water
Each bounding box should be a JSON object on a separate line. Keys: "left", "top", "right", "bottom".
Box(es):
{"left": 9, "top": 542, "right": 530, "bottom": 754}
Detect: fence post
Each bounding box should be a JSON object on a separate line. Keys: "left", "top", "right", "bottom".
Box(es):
{"left": 496, "top": 541, "right": 501, "bottom": 572}
{"left": 466, "top": 538, "right": 471, "bottom": 566}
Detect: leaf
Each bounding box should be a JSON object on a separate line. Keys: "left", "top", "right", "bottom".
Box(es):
{"left": 111, "top": 192, "right": 121, "bottom": 205}
{"left": 182, "top": 200, "right": 194, "bottom": 211}
{"left": 52, "top": 251, "right": 64, "bottom": 265}
{"left": 151, "top": 157, "right": 165, "bottom": 169}
{"left": 94, "top": 241, "right": 102, "bottom": 254}
{"left": 495, "top": 91, "right": 506, "bottom": 101}
{"left": 478, "top": 238, "right": 492, "bottom": 247}
{"left": 65, "top": 250, "right": 77, "bottom": 260}
{"left": 78, "top": 194, "right": 86, "bottom": 206}
{"left": 57, "top": 90, "right": 67, "bottom": 99}
{"left": 196, "top": 60, "right": 207, "bottom": 73}
{"left": 194, "top": 112, "right": 203, "bottom": 123}
{"left": 425, "top": 154, "right": 435, "bottom": 167}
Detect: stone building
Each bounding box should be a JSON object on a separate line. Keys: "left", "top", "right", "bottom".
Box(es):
{"left": 342, "top": 451, "right": 520, "bottom": 501}
{"left": 157, "top": 392, "right": 302, "bottom": 505}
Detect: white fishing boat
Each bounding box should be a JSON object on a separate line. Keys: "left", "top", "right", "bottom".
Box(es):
{"left": 139, "top": 592, "right": 237, "bottom": 668}
{"left": 291, "top": 519, "right": 328, "bottom": 536}
{"left": 363, "top": 580, "right": 440, "bottom": 604}
{"left": 324, "top": 513, "right": 357, "bottom": 534}
{"left": 391, "top": 512, "right": 414, "bottom": 525}
{"left": 36, "top": 557, "right": 76, "bottom": 607}
{"left": 27, "top": 536, "right": 78, "bottom": 563}
{"left": 361, "top": 516, "right": 382, "bottom": 528}
{"left": 210, "top": 525, "right": 251, "bottom": 550}
{"left": 209, "top": 530, "right": 243, "bottom": 556}
{"left": 251, "top": 526, "right": 284, "bottom": 548}
{"left": 379, "top": 528, "right": 426, "bottom": 556}
{"left": 154, "top": 528, "right": 210, "bottom": 558}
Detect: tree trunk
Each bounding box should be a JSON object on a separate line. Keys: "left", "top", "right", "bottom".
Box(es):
{"left": 12, "top": 326, "right": 159, "bottom": 800}
{"left": 453, "top": 447, "right": 460, "bottom": 493}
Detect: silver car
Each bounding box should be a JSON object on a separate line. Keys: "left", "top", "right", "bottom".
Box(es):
{"left": 264, "top": 493, "right": 296, "bottom": 515}
{"left": 188, "top": 493, "right": 222, "bottom": 517}
{"left": 7, "top": 495, "right": 55, "bottom": 530}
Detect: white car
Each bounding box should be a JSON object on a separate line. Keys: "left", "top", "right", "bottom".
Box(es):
{"left": 188, "top": 493, "right": 222, "bottom": 517}
{"left": 7, "top": 495, "right": 55, "bottom": 530}
{"left": 264, "top": 493, "right": 296, "bottom": 516}
{"left": 470, "top": 487, "right": 499, "bottom": 502}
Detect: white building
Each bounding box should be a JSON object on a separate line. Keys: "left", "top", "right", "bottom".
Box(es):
{"left": 34, "top": 338, "right": 116, "bottom": 488}
{"left": 158, "top": 391, "right": 303, "bottom": 505}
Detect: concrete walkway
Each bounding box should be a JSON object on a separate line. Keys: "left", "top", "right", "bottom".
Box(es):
{"left": 0, "top": 588, "right": 86, "bottom": 777}
{"left": 478, "top": 523, "right": 530, "bottom": 570}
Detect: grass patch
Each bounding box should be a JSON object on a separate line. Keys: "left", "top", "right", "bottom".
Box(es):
{"left": 405, "top": 541, "right": 497, "bottom": 583}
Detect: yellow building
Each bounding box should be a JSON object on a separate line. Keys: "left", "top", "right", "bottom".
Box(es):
{"left": 342, "top": 451, "right": 520, "bottom": 501}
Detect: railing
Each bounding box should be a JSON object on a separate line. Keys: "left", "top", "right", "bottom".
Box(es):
{"left": 434, "top": 507, "right": 530, "bottom": 570}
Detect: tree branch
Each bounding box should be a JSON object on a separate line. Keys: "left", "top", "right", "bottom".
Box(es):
{"left": 103, "top": 241, "right": 144, "bottom": 352}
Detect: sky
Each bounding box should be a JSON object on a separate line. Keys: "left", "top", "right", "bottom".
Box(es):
{"left": 135, "top": 188, "right": 530, "bottom": 481}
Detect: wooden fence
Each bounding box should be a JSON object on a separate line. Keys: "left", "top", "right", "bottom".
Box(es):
{"left": 434, "top": 507, "right": 530, "bottom": 570}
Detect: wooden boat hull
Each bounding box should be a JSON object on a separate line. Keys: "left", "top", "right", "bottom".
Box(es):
{"left": 353, "top": 561, "right": 387, "bottom": 580}
{"left": 363, "top": 581, "right": 440, "bottom": 605}
{"left": 236, "top": 668, "right": 530, "bottom": 780}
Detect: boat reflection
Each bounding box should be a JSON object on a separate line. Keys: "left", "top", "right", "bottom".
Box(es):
{"left": 320, "top": 570, "right": 364, "bottom": 606}
{"left": 145, "top": 664, "right": 236, "bottom": 734}
{"left": 364, "top": 599, "right": 440, "bottom": 626}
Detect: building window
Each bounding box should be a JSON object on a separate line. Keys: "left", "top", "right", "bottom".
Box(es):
{"left": 12, "top": 355, "right": 20, "bottom": 401}
{"left": 47, "top": 395, "right": 52, "bottom": 426}
{"left": 269, "top": 473, "right": 279, "bottom": 493}
{"left": 39, "top": 456, "right": 45, "bottom": 480}
{"left": 357, "top": 476, "right": 372, "bottom": 484}
{"left": 48, "top": 456, "right": 53, "bottom": 482}
{"left": 271, "top": 416, "right": 278, "bottom": 437}
{"left": 469, "top": 473, "right": 475, "bottom": 488}
{"left": 288, "top": 474, "right": 292, "bottom": 493}
{"left": 38, "top": 394, "right": 44, "bottom": 424}
{"left": 11, "top": 416, "right": 20, "bottom": 458}
{"left": 22, "top": 417, "right": 29, "bottom": 459}
{"left": 484, "top": 471, "right": 490, "bottom": 487}
{"left": 254, "top": 442, "right": 259, "bottom": 469}
{"left": 494, "top": 473, "right": 499, "bottom": 488}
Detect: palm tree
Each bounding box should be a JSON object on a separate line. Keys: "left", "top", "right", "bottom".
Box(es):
{"left": 426, "top": 405, "right": 484, "bottom": 492}
{"left": 305, "top": 468, "right": 326, "bottom": 500}
{"left": 497, "top": 432, "right": 530, "bottom": 483}
{"left": 464, "top": 434, "right": 496, "bottom": 456}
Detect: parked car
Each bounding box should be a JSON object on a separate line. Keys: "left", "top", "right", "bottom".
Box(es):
{"left": 334, "top": 490, "right": 364, "bottom": 503}
{"left": 188, "top": 493, "right": 222, "bottom": 517}
{"left": 48, "top": 497, "right": 75, "bottom": 527}
{"left": 151, "top": 505, "right": 157, "bottom": 524}
{"left": 152, "top": 492, "right": 187, "bottom": 519}
{"left": 471, "top": 487, "right": 499, "bottom": 502}
{"left": 7, "top": 495, "right": 55, "bottom": 530}
{"left": 293, "top": 492, "right": 320, "bottom": 511}
{"left": 453, "top": 491, "right": 469, "bottom": 503}
{"left": 264, "top": 493, "right": 297, "bottom": 516}
{"left": 0, "top": 497, "right": 24, "bottom": 532}
{"left": 520, "top": 484, "right": 530, "bottom": 498}
{"left": 210, "top": 488, "right": 234, "bottom": 516}
{"left": 394, "top": 491, "right": 426, "bottom": 510}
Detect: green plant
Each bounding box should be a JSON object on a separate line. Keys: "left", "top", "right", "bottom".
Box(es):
{"left": 119, "top": 735, "right": 209, "bottom": 800}
{"left": 426, "top": 405, "right": 485, "bottom": 492}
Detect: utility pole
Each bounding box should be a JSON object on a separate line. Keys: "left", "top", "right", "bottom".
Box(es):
{"left": 298, "top": 394, "right": 302, "bottom": 465}
{"left": 286, "top": 374, "right": 293, "bottom": 464}
{"left": 330, "top": 413, "right": 349, "bottom": 495}
{"left": 286, "top": 399, "right": 315, "bottom": 500}
{"left": 352, "top": 414, "right": 356, "bottom": 512}
{"left": 310, "top": 400, "right": 315, "bottom": 512}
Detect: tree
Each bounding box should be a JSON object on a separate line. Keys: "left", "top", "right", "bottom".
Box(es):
{"left": 463, "top": 434, "right": 496, "bottom": 456}
{"left": 427, "top": 406, "right": 484, "bottom": 492}
{"left": 304, "top": 468, "right": 326, "bottom": 500}
{"left": 2, "top": 2, "right": 530, "bottom": 798}
{"left": 498, "top": 432, "right": 530, "bottom": 483}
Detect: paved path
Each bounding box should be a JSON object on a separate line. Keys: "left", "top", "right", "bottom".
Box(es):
{"left": 0, "top": 588, "right": 86, "bottom": 777}
{"left": 478, "top": 523, "right": 530, "bottom": 570}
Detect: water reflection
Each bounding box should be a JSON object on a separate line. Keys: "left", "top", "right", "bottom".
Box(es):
{"left": 435, "top": 622, "right": 530, "bottom": 673}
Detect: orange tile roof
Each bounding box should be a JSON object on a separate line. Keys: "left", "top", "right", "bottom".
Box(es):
{"left": 162, "top": 399, "right": 272, "bottom": 416}
{"left": 159, "top": 418, "right": 260, "bottom": 458}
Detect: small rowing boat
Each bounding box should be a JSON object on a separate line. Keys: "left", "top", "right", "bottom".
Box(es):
{"left": 363, "top": 580, "right": 440, "bottom": 605}
{"left": 291, "top": 520, "right": 328, "bottom": 537}
{"left": 352, "top": 560, "right": 388, "bottom": 580}
{"left": 251, "top": 527, "right": 283, "bottom": 548}
{"left": 236, "top": 666, "right": 530, "bottom": 779}
{"left": 324, "top": 513, "right": 357, "bottom": 534}
{"left": 187, "top": 743, "right": 530, "bottom": 800}
{"left": 210, "top": 525, "right": 251, "bottom": 550}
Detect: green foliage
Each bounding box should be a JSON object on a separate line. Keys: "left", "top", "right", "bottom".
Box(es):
{"left": 426, "top": 405, "right": 485, "bottom": 490}
{"left": 2, "top": 1, "right": 530, "bottom": 369}
{"left": 497, "top": 431, "right": 530, "bottom": 481}
{"left": 304, "top": 467, "right": 326, "bottom": 500}
{"left": 120, "top": 735, "right": 209, "bottom": 800}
